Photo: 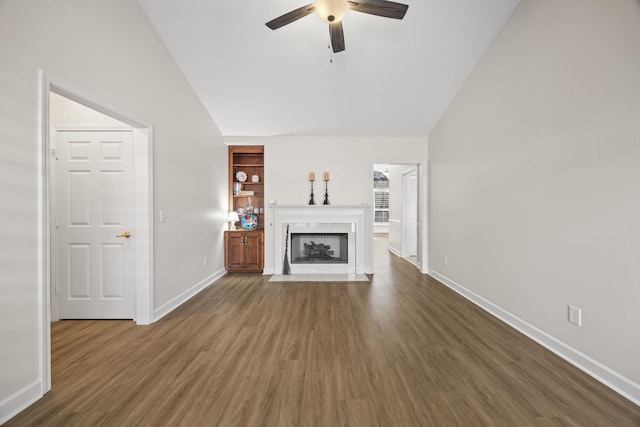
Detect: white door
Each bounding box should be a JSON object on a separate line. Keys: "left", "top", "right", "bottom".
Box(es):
{"left": 56, "top": 130, "right": 135, "bottom": 319}
{"left": 402, "top": 171, "right": 418, "bottom": 260}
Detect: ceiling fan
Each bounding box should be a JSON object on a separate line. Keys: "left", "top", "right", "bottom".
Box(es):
{"left": 265, "top": 0, "right": 409, "bottom": 53}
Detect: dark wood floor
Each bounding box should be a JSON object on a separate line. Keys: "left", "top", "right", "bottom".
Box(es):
{"left": 7, "top": 237, "right": 640, "bottom": 426}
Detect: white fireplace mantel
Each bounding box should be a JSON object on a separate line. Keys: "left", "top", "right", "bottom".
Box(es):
{"left": 271, "top": 205, "right": 373, "bottom": 275}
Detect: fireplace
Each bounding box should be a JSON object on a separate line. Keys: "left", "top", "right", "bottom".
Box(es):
{"left": 291, "top": 233, "right": 348, "bottom": 264}
{"left": 270, "top": 205, "right": 373, "bottom": 276}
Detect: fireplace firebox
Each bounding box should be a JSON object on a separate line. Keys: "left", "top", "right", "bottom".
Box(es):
{"left": 291, "top": 233, "right": 348, "bottom": 264}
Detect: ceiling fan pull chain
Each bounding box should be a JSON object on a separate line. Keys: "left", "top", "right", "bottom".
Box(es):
{"left": 328, "top": 35, "right": 333, "bottom": 63}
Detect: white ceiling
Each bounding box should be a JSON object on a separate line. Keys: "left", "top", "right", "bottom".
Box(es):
{"left": 137, "top": 0, "right": 520, "bottom": 137}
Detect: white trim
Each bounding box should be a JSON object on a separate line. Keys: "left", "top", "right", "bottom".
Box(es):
{"left": 153, "top": 269, "right": 227, "bottom": 322}
{"left": 263, "top": 267, "right": 275, "bottom": 275}
{"left": 270, "top": 205, "right": 372, "bottom": 275}
{"left": 0, "top": 380, "right": 42, "bottom": 425}
{"left": 49, "top": 124, "right": 136, "bottom": 131}
{"left": 429, "top": 269, "right": 640, "bottom": 407}
{"left": 133, "top": 126, "right": 154, "bottom": 325}
{"left": 387, "top": 245, "right": 401, "bottom": 258}
{"left": 417, "top": 162, "right": 428, "bottom": 273}
{"left": 38, "top": 71, "right": 52, "bottom": 394}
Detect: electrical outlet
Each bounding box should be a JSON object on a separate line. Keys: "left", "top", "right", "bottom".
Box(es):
{"left": 159, "top": 209, "right": 167, "bottom": 222}
{"left": 568, "top": 305, "right": 582, "bottom": 327}
{"left": 443, "top": 256, "right": 448, "bottom": 267}
{"left": 203, "top": 256, "right": 208, "bottom": 267}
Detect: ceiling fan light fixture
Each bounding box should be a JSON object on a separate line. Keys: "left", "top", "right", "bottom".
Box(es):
{"left": 314, "top": 0, "right": 348, "bottom": 24}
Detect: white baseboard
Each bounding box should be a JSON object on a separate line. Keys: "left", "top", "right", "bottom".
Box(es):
{"left": 429, "top": 269, "right": 640, "bottom": 407}
{"left": 154, "top": 268, "right": 226, "bottom": 322}
{"left": 387, "top": 246, "right": 401, "bottom": 258}
{"left": 263, "top": 267, "right": 274, "bottom": 275}
{"left": 0, "top": 380, "right": 42, "bottom": 425}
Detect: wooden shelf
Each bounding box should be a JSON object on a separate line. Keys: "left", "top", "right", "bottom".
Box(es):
{"left": 227, "top": 146, "right": 264, "bottom": 273}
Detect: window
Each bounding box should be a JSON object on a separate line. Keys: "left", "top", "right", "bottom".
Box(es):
{"left": 373, "top": 171, "right": 389, "bottom": 224}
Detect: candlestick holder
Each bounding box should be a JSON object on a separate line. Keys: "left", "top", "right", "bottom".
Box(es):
{"left": 309, "top": 179, "right": 316, "bottom": 205}
{"left": 323, "top": 179, "right": 330, "bottom": 205}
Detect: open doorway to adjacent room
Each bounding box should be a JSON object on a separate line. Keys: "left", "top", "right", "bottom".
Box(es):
{"left": 372, "top": 163, "right": 426, "bottom": 272}
{"left": 39, "top": 72, "right": 154, "bottom": 393}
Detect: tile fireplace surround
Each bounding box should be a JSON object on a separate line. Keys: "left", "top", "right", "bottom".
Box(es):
{"left": 270, "top": 205, "right": 373, "bottom": 280}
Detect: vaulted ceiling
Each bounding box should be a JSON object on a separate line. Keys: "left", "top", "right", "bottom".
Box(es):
{"left": 137, "top": 0, "right": 520, "bottom": 137}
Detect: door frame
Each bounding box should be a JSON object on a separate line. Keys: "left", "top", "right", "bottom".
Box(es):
{"left": 370, "top": 160, "right": 428, "bottom": 274}
{"left": 38, "top": 71, "right": 154, "bottom": 393}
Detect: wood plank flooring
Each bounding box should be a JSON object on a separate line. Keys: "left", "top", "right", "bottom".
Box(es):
{"left": 6, "top": 237, "right": 640, "bottom": 426}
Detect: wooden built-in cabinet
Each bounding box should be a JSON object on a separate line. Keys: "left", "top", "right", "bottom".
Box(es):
{"left": 224, "top": 230, "right": 263, "bottom": 273}
{"left": 225, "top": 146, "right": 264, "bottom": 273}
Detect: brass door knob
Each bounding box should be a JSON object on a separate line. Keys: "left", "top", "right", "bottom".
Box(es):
{"left": 116, "top": 231, "right": 131, "bottom": 238}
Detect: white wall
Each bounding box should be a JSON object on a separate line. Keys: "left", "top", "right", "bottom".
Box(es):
{"left": 229, "top": 137, "right": 428, "bottom": 274}
{"left": 50, "top": 92, "right": 125, "bottom": 126}
{"left": 429, "top": 0, "right": 640, "bottom": 391}
{"left": 0, "top": 0, "right": 227, "bottom": 420}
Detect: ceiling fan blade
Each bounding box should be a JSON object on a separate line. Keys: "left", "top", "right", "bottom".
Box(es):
{"left": 347, "top": 0, "right": 408, "bottom": 20}
{"left": 266, "top": 3, "right": 316, "bottom": 30}
{"left": 330, "top": 22, "right": 345, "bottom": 53}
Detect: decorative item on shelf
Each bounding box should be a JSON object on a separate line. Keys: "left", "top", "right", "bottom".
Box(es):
{"left": 237, "top": 207, "right": 245, "bottom": 215}
{"left": 251, "top": 174, "right": 260, "bottom": 182}
{"left": 308, "top": 171, "right": 316, "bottom": 205}
{"left": 233, "top": 182, "right": 243, "bottom": 196}
{"left": 236, "top": 171, "right": 247, "bottom": 182}
{"left": 240, "top": 213, "right": 258, "bottom": 230}
{"left": 227, "top": 211, "right": 240, "bottom": 230}
{"left": 239, "top": 190, "right": 255, "bottom": 196}
{"left": 323, "top": 171, "right": 330, "bottom": 205}
{"left": 245, "top": 197, "right": 254, "bottom": 214}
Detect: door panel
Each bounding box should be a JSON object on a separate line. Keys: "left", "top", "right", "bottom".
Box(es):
{"left": 102, "top": 243, "right": 125, "bottom": 298}
{"left": 226, "top": 233, "right": 246, "bottom": 269}
{"left": 101, "top": 171, "right": 125, "bottom": 225}
{"left": 244, "top": 234, "right": 263, "bottom": 269}
{"left": 57, "top": 130, "right": 135, "bottom": 319}
{"left": 69, "top": 171, "right": 91, "bottom": 224}
{"left": 69, "top": 244, "right": 91, "bottom": 298}
{"left": 402, "top": 171, "right": 418, "bottom": 260}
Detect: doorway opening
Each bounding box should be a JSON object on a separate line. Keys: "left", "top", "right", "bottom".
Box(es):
{"left": 39, "top": 71, "right": 154, "bottom": 393}
{"left": 371, "top": 162, "right": 427, "bottom": 272}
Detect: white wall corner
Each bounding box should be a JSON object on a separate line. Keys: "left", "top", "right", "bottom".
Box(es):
{"left": 429, "top": 269, "right": 640, "bottom": 407}
{"left": 263, "top": 267, "right": 275, "bottom": 275}
{"left": 0, "top": 380, "right": 42, "bottom": 425}
{"left": 153, "top": 269, "right": 226, "bottom": 322}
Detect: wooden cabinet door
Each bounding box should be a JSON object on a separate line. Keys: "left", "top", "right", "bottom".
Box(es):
{"left": 225, "top": 232, "right": 246, "bottom": 270}
{"left": 243, "top": 233, "right": 263, "bottom": 270}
